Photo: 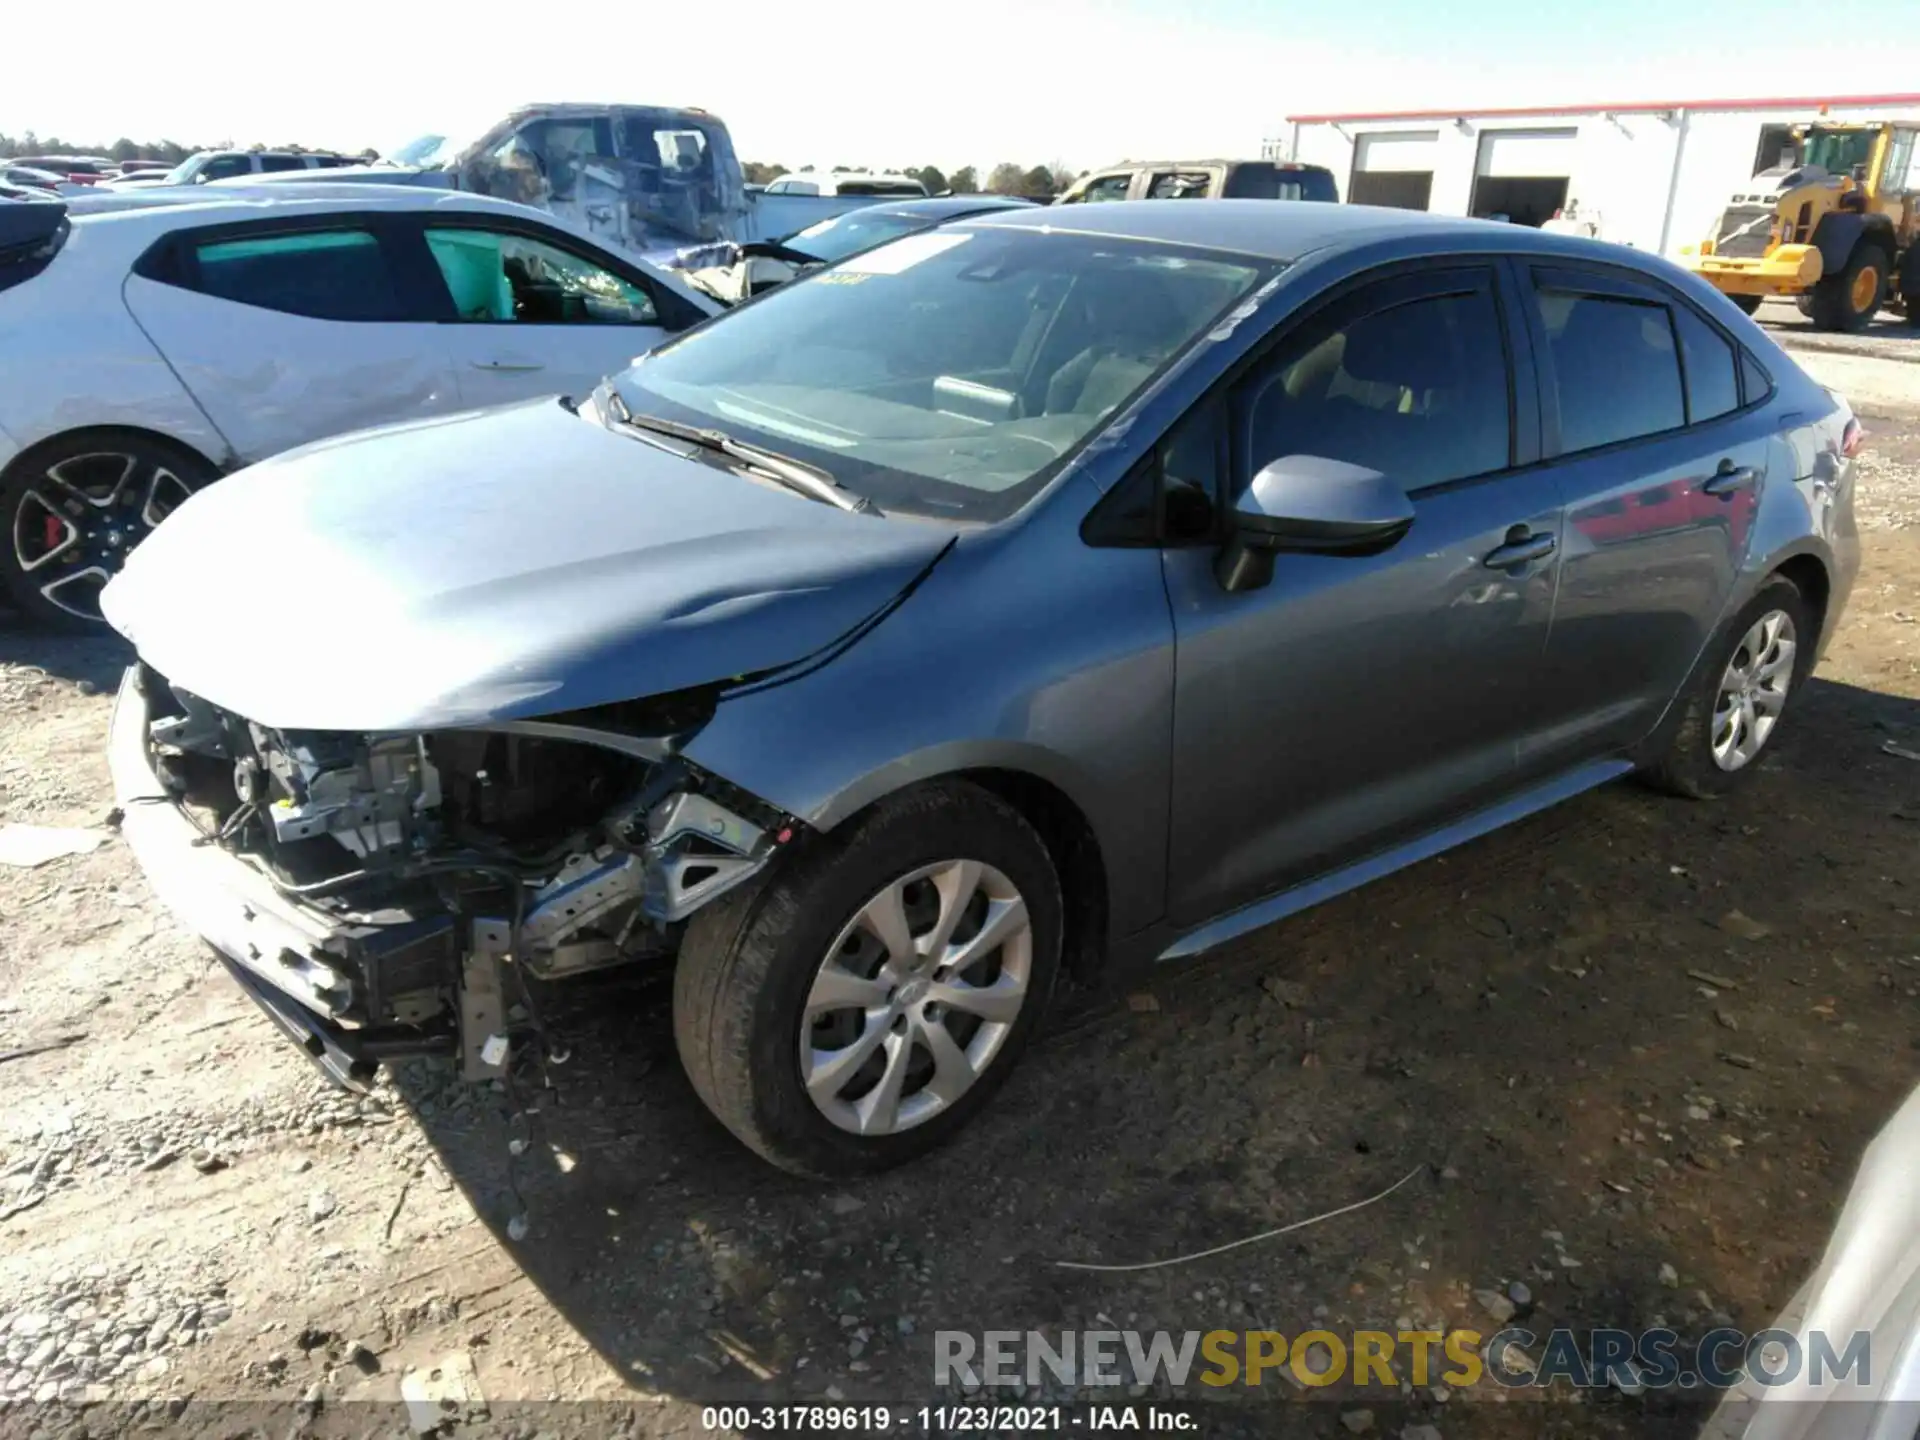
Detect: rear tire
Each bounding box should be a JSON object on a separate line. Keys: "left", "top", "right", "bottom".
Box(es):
{"left": 0, "top": 430, "right": 216, "bottom": 630}
{"left": 1642, "top": 578, "right": 1815, "bottom": 799}
{"left": 1808, "top": 245, "right": 1886, "bottom": 333}
{"left": 673, "top": 779, "right": 1062, "bottom": 1179}
{"left": 1728, "top": 294, "right": 1763, "bottom": 316}
{"left": 1899, "top": 245, "right": 1920, "bottom": 327}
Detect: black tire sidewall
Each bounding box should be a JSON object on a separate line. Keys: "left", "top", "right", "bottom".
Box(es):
{"left": 0, "top": 432, "right": 216, "bottom": 629}
{"left": 682, "top": 782, "right": 1062, "bottom": 1177}
{"left": 1658, "top": 580, "right": 1814, "bottom": 797}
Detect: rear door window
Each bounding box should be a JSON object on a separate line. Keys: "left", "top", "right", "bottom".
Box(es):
{"left": 1145, "top": 170, "right": 1213, "bottom": 200}
{"left": 258, "top": 154, "right": 304, "bottom": 173}
{"left": 190, "top": 229, "right": 405, "bottom": 321}
{"left": 1531, "top": 280, "right": 1685, "bottom": 452}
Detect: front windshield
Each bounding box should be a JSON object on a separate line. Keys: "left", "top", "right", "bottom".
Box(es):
{"left": 614, "top": 227, "right": 1277, "bottom": 521}
{"left": 1803, "top": 128, "right": 1877, "bottom": 176}
{"left": 786, "top": 209, "right": 939, "bottom": 263}
{"left": 162, "top": 154, "right": 205, "bottom": 184}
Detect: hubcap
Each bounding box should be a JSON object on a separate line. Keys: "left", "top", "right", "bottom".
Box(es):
{"left": 1851, "top": 264, "right": 1880, "bottom": 314}
{"left": 1711, "top": 609, "right": 1797, "bottom": 772}
{"left": 801, "top": 859, "right": 1033, "bottom": 1137}
{"left": 10, "top": 451, "right": 197, "bottom": 620}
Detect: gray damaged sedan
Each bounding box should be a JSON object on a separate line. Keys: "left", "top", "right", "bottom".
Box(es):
{"left": 102, "top": 202, "right": 1860, "bottom": 1178}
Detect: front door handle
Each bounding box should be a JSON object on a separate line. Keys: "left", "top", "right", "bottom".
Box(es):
{"left": 1483, "top": 529, "right": 1557, "bottom": 569}
{"left": 471, "top": 359, "right": 545, "bottom": 373}
{"left": 1703, "top": 460, "right": 1759, "bottom": 496}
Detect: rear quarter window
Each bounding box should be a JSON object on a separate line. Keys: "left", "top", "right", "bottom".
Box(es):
{"left": 190, "top": 229, "right": 404, "bottom": 322}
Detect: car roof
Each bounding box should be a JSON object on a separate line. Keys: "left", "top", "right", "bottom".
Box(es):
{"left": 67, "top": 184, "right": 543, "bottom": 224}
{"left": 57, "top": 184, "right": 720, "bottom": 315}
{"left": 962, "top": 198, "right": 1629, "bottom": 264}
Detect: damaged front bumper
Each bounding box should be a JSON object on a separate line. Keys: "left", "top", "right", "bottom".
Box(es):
{"left": 109, "top": 666, "right": 786, "bottom": 1092}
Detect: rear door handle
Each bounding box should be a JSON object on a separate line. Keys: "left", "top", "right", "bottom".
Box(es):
{"left": 1702, "top": 460, "right": 1759, "bottom": 496}
{"left": 1483, "top": 529, "right": 1557, "bottom": 569}
{"left": 471, "top": 359, "right": 545, "bottom": 372}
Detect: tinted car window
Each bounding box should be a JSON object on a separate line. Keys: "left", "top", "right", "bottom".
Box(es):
{"left": 258, "top": 154, "right": 304, "bottom": 173}
{"left": 1740, "top": 350, "right": 1773, "bottom": 404}
{"left": 201, "top": 155, "right": 252, "bottom": 181}
{"left": 192, "top": 230, "right": 403, "bottom": 322}
{"left": 1536, "top": 288, "right": 1684, "bottom": 452}
{"left": 1672, "top": 304, "right": 1739, "bottom": 422}
{"left": 1242, "top": 281, "right": 1510, "bottom": 491}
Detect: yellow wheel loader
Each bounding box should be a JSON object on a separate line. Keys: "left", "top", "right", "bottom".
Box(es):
{"left": 1683, "top": 122, "right": 1920, "bottom": 332}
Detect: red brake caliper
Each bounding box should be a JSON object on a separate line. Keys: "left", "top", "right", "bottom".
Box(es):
{"left": 45, "top": 515, "right": 61, "bottom": 555}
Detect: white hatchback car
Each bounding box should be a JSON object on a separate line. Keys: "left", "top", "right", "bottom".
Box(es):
{"left": 0, "top": 185, "right": 718, "bottom": 625}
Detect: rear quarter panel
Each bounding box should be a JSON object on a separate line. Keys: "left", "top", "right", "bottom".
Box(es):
{"left": 0, "top": 219, "right": 232, "bottom": 465}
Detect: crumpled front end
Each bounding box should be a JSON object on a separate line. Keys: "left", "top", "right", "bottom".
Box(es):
{"left": 111, "top": 662, "right": 795, "bottom": 1090}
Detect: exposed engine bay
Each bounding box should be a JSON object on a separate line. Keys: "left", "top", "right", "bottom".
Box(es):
{"left": 132, "top": 664, "right": 794, "bottom": 1084}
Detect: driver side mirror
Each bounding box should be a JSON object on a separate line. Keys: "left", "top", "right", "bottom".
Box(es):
{"left": 1214, "top": 455, "right": 1415, "bottom": 593}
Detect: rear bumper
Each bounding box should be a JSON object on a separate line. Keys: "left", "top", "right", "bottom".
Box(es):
{"left": 1685, "top": 245, "right": 1823, "bottom": 296}
{"left": 109, "top": 666, "right": 455, "bottom": 1086}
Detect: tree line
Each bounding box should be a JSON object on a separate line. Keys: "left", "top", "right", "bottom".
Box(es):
{"left": 745, "top": 162, "right": 1081, "bottom": 198}
{"left": 5, "top": 132, "right": 1076, "bottom": 196}
{"left": 1, "top": 132, "right": 373, "bottom": 163}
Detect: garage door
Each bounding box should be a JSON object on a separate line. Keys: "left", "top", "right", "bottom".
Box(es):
{"left": 1350, "top": 129, "right": 1437, "bottom": 211}
{"left": 1471, "top": 127, "right": 1575, "bottom": 227}
{"left": 1474, "top": 128, "right": 1577, "bottom": 178}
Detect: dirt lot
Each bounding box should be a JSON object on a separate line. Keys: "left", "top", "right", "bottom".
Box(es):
{"left": 1, "top": 335, "right": 1917, "bottom": 1440}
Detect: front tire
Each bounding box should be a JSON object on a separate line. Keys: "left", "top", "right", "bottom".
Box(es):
{"left": 1808, "top": 245, "right": 1886, "bottom": 333}
{"left": 0, "top": 431, "right": 215, "bottom": 629}
{"left": 1642, "top": 579, "right": 1814, "bottom": 799}
{"left": 673, "top": 779, "right": 1062, "bottom": 1178}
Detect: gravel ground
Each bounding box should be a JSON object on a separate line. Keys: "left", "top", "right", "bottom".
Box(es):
{"left": 0, "top": 342, "right": 1916, "bottom": 1440}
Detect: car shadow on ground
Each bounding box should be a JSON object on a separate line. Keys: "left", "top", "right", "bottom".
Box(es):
{"left": 0, "top": 610, "right": 133, "bottom": 690}
{"left": 382, "top": 675, "right": 1920, "bottom": 1434}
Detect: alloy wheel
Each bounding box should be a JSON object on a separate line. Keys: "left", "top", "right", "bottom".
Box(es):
{"left": 10, "top": 450, "right": 198, "bottom": 621}
{"left": 1711, "top": 609, "right": 1797, "bottom": 772}
{"left": 801, "top": 859, "right": 1033, "bottom": 1137}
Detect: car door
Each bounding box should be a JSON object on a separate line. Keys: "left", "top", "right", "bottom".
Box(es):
{"left": 122, "top": 217, "right": 465, "bottom": 462}
{"left": 408, "top": 219, "right": 691, "bottom": 408}
{"left": 1157, "top": 263, "right": 1567, "bottom": 927}
{"left": 1514, "top": 262, "right": 1772, "bottom": 769}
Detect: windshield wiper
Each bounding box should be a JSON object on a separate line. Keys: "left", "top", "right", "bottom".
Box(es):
{"left": 601, "top": 391, "right": 877, "bottom": 515}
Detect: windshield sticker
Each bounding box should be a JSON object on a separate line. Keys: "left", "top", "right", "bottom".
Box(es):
{"left": 838, "top": 231, "right": 972, "bottom": 275}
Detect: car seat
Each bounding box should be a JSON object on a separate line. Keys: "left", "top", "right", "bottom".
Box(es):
{"left": 1042, "top": 270, "right": 1186, "bottom": 418}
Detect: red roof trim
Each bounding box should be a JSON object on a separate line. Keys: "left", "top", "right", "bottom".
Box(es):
{"left": 1287, "top": 93, "right": 1920, "bottom": 124}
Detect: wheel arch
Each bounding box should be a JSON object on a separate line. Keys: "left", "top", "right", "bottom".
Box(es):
{"left": 775, "top": 743, "right": 1122, "bottom": 985}
{"left": 1771, "top": 549, "right": 1832, "bottom": 642}
{"left": 0, "top": 423, "right": 227, "bottom": 490}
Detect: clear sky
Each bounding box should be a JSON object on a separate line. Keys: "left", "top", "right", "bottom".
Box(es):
{"left": 6, "top": 0, "right": 1914, "bottom": 173}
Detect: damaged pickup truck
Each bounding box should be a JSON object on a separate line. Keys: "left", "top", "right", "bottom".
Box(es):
{"left": 234, "top": 103, "right": 907, "bottom": 265}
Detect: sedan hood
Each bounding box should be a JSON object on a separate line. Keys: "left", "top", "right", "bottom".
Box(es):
{"left": 102, "top": 400, "right": 953, "bottom": 732}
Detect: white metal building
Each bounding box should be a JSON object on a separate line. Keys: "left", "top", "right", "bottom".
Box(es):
{"left": 1278, "top": 92, "right": 1920, "bottom": 255}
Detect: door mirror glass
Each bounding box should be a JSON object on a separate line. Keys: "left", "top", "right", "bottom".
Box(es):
{"left": 1215, "top": 455, "right": 1414, "bottom": 592}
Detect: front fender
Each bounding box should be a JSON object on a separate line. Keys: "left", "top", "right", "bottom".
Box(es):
{"left": 1810, "top": 211, "right": 1896, "bottom": 275}
{"left": 681, "top": 479, "right": 1178, "bottom": 939}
